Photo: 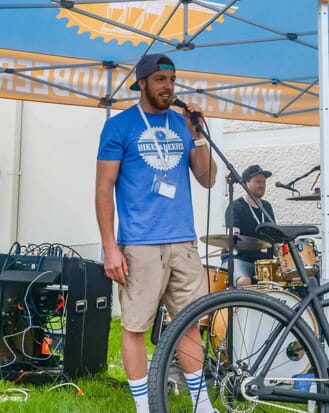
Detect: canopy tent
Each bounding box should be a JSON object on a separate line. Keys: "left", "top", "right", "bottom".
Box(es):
{"left": 0, "top": 0, "right": 324, "bottom": 125}
{"left": 0, "top": 0, "right": 328, "bottom": 278}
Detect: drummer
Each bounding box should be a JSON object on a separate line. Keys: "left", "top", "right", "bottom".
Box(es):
{"left": 221, "top": 164, "right": 277, "bottom": 286}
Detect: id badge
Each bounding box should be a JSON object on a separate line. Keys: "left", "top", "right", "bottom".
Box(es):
{"left": 152, "top": 175, "right": 176, "bottom": 199}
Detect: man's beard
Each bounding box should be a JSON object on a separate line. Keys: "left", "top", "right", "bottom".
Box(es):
{"left": 144, "top": 83, "right": 171, "bottom": 111}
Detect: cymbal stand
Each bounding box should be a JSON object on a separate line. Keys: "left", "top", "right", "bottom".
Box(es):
{"left": 226, "top": 171, "right": 238, "bottom": 288}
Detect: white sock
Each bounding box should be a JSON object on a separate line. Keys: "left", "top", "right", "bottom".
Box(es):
{"left": 184, "top": 369, "right": 214, "bottom": 413}
{"left": 128, "top": 376, "right": 150, "bottom": 413}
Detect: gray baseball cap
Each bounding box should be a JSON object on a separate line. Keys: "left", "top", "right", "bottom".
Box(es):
{"left": 130, "top": 53, "right": 175, "bottom": 91}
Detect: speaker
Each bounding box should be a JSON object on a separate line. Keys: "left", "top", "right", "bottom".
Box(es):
{"left": 0, "top": 254, "right": 112, "bottom": 379}
{"left": 62, "top": 258, "right": 112, "bottom": 377}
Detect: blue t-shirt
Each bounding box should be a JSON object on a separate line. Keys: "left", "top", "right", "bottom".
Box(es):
{"left": 97, "top": 105, "right": 197, "bottom": 245}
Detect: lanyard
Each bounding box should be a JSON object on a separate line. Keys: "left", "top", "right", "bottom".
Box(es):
{"left": 137, "top": 103, "right": 169, "bottom": 172}
{"left": 244, "top": 197, "right": 264, "bottom": 225}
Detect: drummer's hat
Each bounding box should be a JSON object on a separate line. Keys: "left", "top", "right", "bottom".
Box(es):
{"left": 242, "top": 164, "right": 272, "bottom": 182}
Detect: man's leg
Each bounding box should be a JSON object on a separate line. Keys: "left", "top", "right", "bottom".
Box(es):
{"left": 122, "top": 328, "right": 149, "bottom": 413}
{"left": 164, "top": 242, "right": 216, "bottom": 412}
{"left": 119, "top": 245, "right": 171, "bottom": 413}
{"left": 177, "top": 325, "right": 217, "bottom": 413}
{"left": 222, "top": 258, "right": 254, "bottom": 286}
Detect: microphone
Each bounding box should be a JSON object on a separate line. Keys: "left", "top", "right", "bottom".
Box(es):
{"left": 275, "top": 181, "right": 299, "bottom": 193}
{"left": 169, "top": 95, "right": 202, "bottom": 125}
{"left": 169, "top": 95, "right": 187, "bottom": 109}
{"left": 311, "top": 165, "right": 320, "bottom": 172}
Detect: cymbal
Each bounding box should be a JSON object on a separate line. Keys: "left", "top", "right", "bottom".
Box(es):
{"left": 286, "top": 193, "right": 320, "bottom": 201}
{"left": 199, "top": 234, "right": 272, "bottom": 251}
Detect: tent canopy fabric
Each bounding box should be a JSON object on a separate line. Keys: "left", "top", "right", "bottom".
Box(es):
{"left": 0, "top": 0, "right": 325, "bottom": 125}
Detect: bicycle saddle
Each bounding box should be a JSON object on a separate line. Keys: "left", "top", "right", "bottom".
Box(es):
{"left": 255, "top": 222, "right": 319, "bottom": 244}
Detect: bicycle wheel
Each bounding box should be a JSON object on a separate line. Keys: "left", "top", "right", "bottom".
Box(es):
{"left": 148, "top": 288, "right": 329, "bottom": 413}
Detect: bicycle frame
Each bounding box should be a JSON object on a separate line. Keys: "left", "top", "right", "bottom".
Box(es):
{"left": 247, "top": 236, "right": 329, "bottom": 403}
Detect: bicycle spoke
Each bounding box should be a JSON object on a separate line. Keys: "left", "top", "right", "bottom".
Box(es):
{"left": 148, "top": 289, "right": 329, "bottom": 413}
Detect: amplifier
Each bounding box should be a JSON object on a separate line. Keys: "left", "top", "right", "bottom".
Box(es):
{"left": 0, "top": 254, "right": 112, "bottom": 379}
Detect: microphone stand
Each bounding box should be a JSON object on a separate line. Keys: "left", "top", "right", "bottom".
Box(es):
{"left": 287, "top": 166, "right": 320, "bottom": 188}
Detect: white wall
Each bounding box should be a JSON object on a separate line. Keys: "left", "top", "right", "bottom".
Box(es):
{"left": 0, "top": 99, "right": 106, "bottom": 249}
{"left": 17, "top": 101, "right": 105, "bottom": 246}
{"left": 0, "top": 99, "right": 22, "bottom": 251}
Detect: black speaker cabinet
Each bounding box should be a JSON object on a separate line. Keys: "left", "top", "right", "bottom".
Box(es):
{"left": 62, "top": 258, "right": 112, "bottom": 377}
{"left": 0, "top": 254, "right": 112, "bottom": 379}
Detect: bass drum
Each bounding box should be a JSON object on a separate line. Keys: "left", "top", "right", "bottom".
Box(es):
{"left": 210, "top": 284, "right": 319, "bottom": 377}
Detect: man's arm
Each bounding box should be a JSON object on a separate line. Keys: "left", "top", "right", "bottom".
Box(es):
{"left": 95, "top": 159, "right": 128, "bottom": 286}
{"left": 181, "top": 103, "right": 217, "bottom": 188}
{"left": 189, "top": 139, "right": 217, "bottom": 188}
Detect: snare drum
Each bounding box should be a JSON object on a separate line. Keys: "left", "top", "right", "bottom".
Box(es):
{"left": 203, "top": 265, "right": 228, "bottom": 293}
{"left": 278, "top": 239, "right": 318, "bottom": 280}
{"left": 210, "top": 284, "right": 318, "bottom": 377}
{"left": 254, "top": 258, "right": 283, "bottom": 284}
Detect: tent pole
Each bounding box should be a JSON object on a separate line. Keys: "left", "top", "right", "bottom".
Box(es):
{"left": 318, "top": 0, "right": 329, "bottom": 282}
{"left": 98, "top": 64, "right": 113, "bottom": 265}
{"left": 106, "top": 65, "right": 113, "bottom": 119}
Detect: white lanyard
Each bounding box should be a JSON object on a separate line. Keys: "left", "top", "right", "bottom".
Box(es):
{"left": 244, "top": 197, "right": 264, "bottom": 225}
{"left": 137, "top": 103, "right": 169, "bottom": 171}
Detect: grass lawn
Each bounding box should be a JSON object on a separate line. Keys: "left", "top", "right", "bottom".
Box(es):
{"left": 0, "top": 317, "right": 310, "bottom": 412}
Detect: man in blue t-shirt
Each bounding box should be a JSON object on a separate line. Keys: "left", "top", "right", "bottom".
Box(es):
{"left": 96, "top": 53, "right": 218, "bottom": 413}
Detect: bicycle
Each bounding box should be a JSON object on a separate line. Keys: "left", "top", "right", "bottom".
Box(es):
{"left": 148, "top": 222, "right": 329, "bottom": 413}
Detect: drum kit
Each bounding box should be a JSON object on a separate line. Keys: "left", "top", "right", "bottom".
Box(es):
{"left": 199, "top": 228, "right": 321, "bottom": 376}
{"left": 199, "top": 189, "right": 321, "bottom": 375}
{"left": 198, "top": 167, "right": 322, "bottom": 375}
{"left": 201, "top": 232, "right": 320, "bottom": 290}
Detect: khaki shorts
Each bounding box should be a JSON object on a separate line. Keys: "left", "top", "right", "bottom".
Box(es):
{"left": 118, "top": 241, "right": 207, "bottom": 332}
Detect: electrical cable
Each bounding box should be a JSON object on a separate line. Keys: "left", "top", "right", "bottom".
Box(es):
{"left": 47, "top": 382, "right": 84, "bottom": 396}
{"left": 0, "top": 388, "right": 29, "bottom": 402}
{"left": 0, "top": 271, "right": 56, "bottom": 368}
{"left": 1, "top": 242, "right": 82, "bottom": 272}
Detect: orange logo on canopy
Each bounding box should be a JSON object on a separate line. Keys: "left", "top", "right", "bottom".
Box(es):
{"left": 57, "top": 1, "right": 236, "bottom": 44}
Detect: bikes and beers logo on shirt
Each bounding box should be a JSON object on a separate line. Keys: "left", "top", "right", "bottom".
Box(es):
{"left": 138, "top": 127, "right": 184, "bottom": 171}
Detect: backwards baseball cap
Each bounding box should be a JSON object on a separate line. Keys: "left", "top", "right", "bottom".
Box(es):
{"left": 242, "top": 164, "right": 272, "bottom": 182}
{"left": 129, "top": 53, "right": 176, "bottom": 91}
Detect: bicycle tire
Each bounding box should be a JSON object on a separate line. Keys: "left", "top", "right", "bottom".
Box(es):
{"left": 148, "top": 288, "right": 329, "bottom": 413}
